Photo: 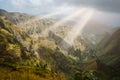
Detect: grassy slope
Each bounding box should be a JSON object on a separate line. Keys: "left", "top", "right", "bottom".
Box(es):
{"left": 0, "top": 16, "right": 68, "bottom": 80}
{"left": 95, "top": 28, "right": 120, "bottom": 79}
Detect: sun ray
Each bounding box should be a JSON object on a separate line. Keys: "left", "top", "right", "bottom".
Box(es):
{"left": 40, "top": 8, "right": 87, "bottom": 36}
{"left": 17, "top": 8, "right": 71, "bottom": 26}
{"left": 62, "top": 9, "right": 94, "bottom": 47}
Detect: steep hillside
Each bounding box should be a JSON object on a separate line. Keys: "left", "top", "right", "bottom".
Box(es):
{"left": 0, "top": 16, "right": 96, "bottom": 80}
{"left": 82, "top": 20, "right": 114, "bottom": 44}
{"left": 83, "top": 20, "right": 112, "bottom": 35}
{"left": 0, "top": 9, "right": 55, "bottom": 34}
{"left": 0, "top": 16, "right": 102, "bottom": 80}
{"left": 96, "top": 28, "right": 120, "bottom": 79}
{"left": 0, "top": 9, "right": 34, "bottom": 24}
{"left": 0, "top": 9, "right": 94, "bottom": 51}
{"left": 0, "top": 16, "right": 35, "bottom": 63}
{"left": 0, "top": 16, "right": 70, "bottom": 80}
{"left": 1, "top": 8, "right": 119, "bottom": 80}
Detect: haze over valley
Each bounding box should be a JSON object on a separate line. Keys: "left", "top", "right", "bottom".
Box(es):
{"left": 0, "top": 0, "right": 120, "bottom": 80}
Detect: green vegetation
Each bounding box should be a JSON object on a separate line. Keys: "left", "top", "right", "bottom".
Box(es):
{"left": 0, "top": 12, "right": 120, "bottom": 80}
{"left": 0, "top": 17, "right": 68, "bottom": 80}
{"left": 0, "top": 64, "right": 65, "bottom": 80}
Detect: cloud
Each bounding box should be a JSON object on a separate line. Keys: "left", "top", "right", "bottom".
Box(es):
{"left": 11, "top": 0, "right": 54, "bottom": 8}
{"left": 53, "top": 0, "right": 120, "bottom": 13}
{"left": 0, "top": 0, "right": 120, "bottom": 14}
{"left": 12, "top": 0, "right": 120, "bottom": 13}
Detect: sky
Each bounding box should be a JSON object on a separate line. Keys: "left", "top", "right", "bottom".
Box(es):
{"left": 0, "top": 0, "right": 120, "bottom": 26}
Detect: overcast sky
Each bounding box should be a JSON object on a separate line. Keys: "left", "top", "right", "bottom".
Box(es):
{"left": 0, "top": 0, "right": 120, "bottom": 26}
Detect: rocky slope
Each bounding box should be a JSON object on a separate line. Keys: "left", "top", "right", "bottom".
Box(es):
{"left": 0, "top": 16, "right": 36, "bottom": 63}
{"left": 0, "top": 9, "right": 34, "bottom": 24}
{"left": 0, "top": 9, "right": 100, "bottom": 80}
{"left": 1, "top": 8, "right": 120, "bottom": 80}
{"left": 82, "top": 20, "right": 114, "bottom": 44}
{"left": 3, "top": 9, "right": 92, "bottom": 57}
{"left": 0, "top": 16, "right": 95, "bottom": 80}
{"left": 95, "top": 28, "right": 120, "bottom": 79}
{"left": 0, "top": 9, "right": 55, "bottom": 34}
{"left": 0, "top": 16, "right": 70, "bottom": 80}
